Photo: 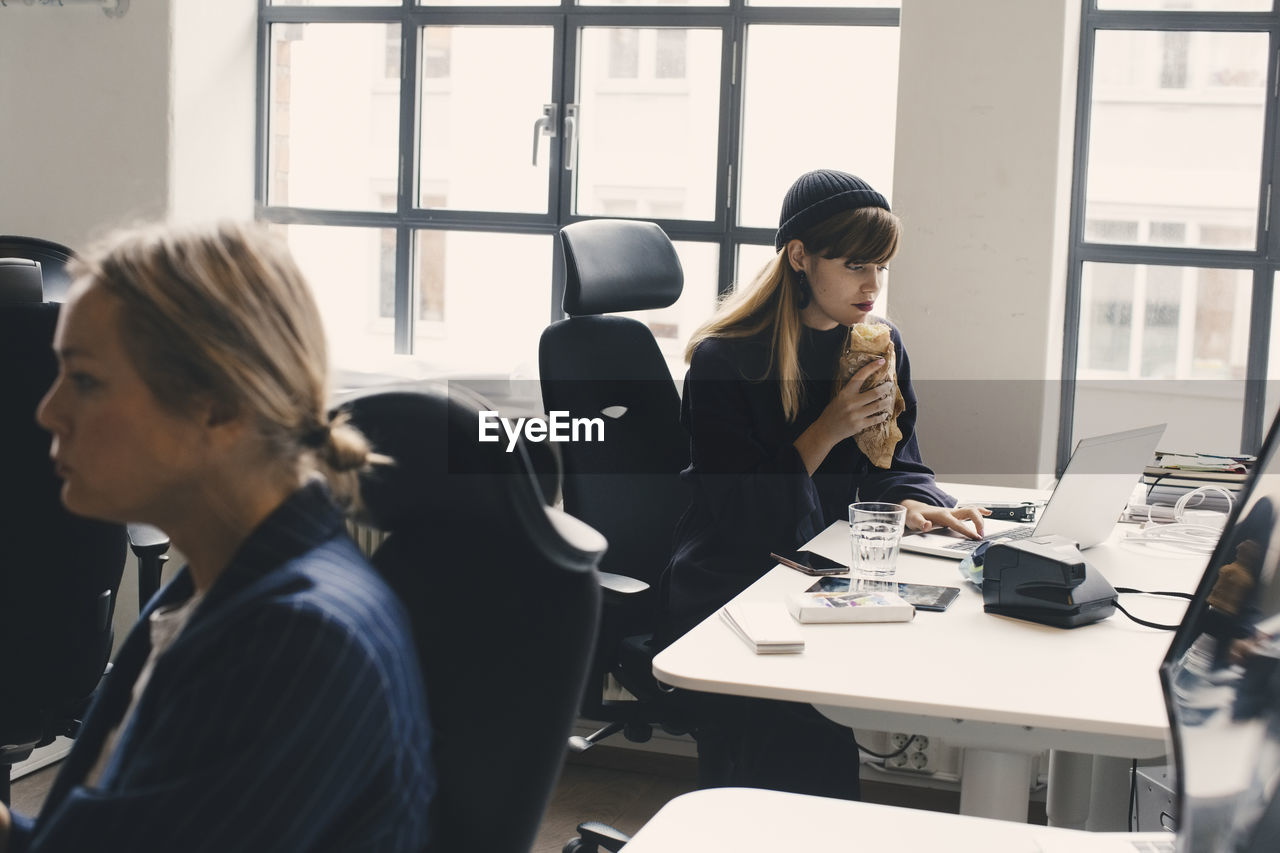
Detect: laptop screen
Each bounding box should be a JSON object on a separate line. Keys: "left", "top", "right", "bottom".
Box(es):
{"left": 1160, "top": 413, "right": 1280, "bottom": 853}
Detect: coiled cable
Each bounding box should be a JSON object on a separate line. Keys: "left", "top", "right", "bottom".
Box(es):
{"left": 1124, "top": 486, "right": 1235, "bottom": 555}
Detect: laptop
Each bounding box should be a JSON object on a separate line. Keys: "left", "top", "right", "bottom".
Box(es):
{"left": 1017, "top": 411, "right": 1280, "bottom": 853}
{"left": 900, "top": 423, "right": 1167, "bottom": 560}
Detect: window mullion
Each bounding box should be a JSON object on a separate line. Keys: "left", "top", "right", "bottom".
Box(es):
{"left": 1243, "top": 266, "right": 1274, "bottom": 453}
{"left": 1267, "top": 32, "right": 1280, "bottom": 260}
{"left": 398, "top": 12, "right": 419, "bottom": 353}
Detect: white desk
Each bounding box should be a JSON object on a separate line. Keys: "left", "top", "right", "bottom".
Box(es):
{"left": 620, "top": 787, "right": 1158, "bottom": 852}
{"left": 652, "top": 483, "right": 1208, "bottom": 826}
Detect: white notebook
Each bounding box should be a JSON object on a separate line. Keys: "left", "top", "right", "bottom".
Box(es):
{"left": 720, "top": 601, "right": 805, "bottom": 654}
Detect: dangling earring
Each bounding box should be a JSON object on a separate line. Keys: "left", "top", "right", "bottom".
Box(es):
{"left": 795, "top": 269, "right": 811, "bottom": 309}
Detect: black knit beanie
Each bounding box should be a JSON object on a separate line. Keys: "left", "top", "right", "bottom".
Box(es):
{"left": 774, "top": 169, "right": 891, "bottom": 251}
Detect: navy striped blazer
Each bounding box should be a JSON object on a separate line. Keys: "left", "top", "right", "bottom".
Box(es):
{"left": 9, "top": 483, "right": 435, "bottom": 852}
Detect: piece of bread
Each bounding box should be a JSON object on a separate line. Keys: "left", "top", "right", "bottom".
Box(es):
{"left": 834, "top": 322, "right": 905, "bottom": 469}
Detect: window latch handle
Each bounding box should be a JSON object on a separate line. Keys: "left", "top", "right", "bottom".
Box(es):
{"left": 531, "top": 103, "right": 557, "bottom": 166}
{"left": 563, "top": 104, "right": 580, "bottom": 172}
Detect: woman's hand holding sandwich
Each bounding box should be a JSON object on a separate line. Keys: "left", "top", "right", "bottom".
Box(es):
{"left": 794, "top": 358, "right": 895, "bottom": 475}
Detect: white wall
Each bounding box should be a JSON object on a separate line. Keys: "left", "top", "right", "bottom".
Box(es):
{"left": 891, "top": 0, "right": 1082, "bottom": 486}
{"left": 0, "top": 1, "right": 171, "bottom": 250}
{"left": 0, "top": 0, "right": 256, "bottom": 251}
{"left": 169, "top": 0, "right": 258, "bottom": 225}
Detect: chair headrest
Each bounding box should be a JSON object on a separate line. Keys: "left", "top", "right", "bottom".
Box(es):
{"left": 0, "top": 236, "right": 75, "bottom": 301}
{"left": 560, "top": 219, "right": 683, "bottom": 317}
{"left": 337, "top": 382, "right": 554, "bottom": 534}
{"left": 0, "top": 258, "right": 44, "bottom": 305}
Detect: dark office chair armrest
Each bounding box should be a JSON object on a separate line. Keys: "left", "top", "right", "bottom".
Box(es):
{"left": 127, "top": 523, "right": 171, "bottom": 609}
{"left": 563, "top": 821, "right": 631, "bottom": 853}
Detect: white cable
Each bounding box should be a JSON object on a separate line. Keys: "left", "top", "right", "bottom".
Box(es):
{"left": 1125, "top": 523, "right": 1222, "bottom": 554}
{"left": 1124, "top": 486, "right": 1234, "bottom": 555}
{"left": 1173, "top": 485, "right": 1234, "bottom": 526}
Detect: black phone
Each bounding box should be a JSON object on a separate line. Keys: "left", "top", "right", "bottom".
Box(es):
{"left": 770, "top": 550, "right": 849, "bottom": 576}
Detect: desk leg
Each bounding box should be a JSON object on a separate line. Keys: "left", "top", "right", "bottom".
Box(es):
{"left": 1047, "top": 750, "right": 1093, "bottom": 829}
{"left": 959, "top": 748, "right": 1034, "bottom": 822}
{"left": 1047, "top": 752, "right": 1134, "bottom": 830}
{"left": 1087, "top": 755, "right": 1132, "bottom": 831}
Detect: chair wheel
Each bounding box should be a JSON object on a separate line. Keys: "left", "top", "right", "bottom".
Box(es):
{"left": 623, "top": 722, "right": 653, "bottom": 743}
{"left": 563, "top": 840, "right": 585, "bottom": 853}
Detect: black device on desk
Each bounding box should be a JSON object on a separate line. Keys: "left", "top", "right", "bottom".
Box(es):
{"left": 981, "top": 534, "right": 1117, "bottom": 628}
{"left": 980, "top": 501, "right": 1039, "bottom": 523}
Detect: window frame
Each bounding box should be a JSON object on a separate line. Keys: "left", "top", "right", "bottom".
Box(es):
{"left": 1061, "top": 1, "right": 1280, "bottom": 468}
{"left": 254, "top": 0, "right": 901, "bottom": 354}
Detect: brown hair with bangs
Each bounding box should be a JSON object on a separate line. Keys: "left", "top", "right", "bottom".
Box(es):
{"left": 684, "top": 205, "right": 902, "bottom": 421}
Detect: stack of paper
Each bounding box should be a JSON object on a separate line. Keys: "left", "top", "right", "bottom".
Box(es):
{"left": 1144, "top": 453, "right": 1251, "bottom": 490}
{"left": 1142, "top": 452, "right": 1253, "bottom": 508}
{"left": 720, "top": 601, "right": 805, "bottom": 654}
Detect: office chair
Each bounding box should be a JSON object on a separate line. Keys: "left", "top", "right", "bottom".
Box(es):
{"left": 538, "top": 218, "right": 693, "bottom": 753}
{"left": 0, "top": 236, "right": 76, "bottom": 301}
{"left": 0, "top": 258, "right": 127, "bottom": 805}
{"left": 338, "top": 383, "right": 606, "bottom": 853}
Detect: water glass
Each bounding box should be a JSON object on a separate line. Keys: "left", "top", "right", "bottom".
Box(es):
{"left": 849, "top": 502, "right": 907, "bottom": 592}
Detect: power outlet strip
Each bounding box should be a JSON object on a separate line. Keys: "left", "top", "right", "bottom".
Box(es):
{"left": 884, "top": 732, "right": 933, "bottom": 774}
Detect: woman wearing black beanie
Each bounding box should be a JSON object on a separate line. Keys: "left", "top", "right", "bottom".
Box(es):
{"left": 658, "top": 169, "right": 986, "bottom": 800}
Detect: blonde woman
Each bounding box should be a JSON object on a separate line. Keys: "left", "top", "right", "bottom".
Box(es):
{"left": 0, "top": 222, "right": 433, "bottom": 853}
{"left": 659, "top": 170, "right": 985, "bottom": 798}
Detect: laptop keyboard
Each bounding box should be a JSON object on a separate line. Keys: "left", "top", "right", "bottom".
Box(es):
{"left": 946, "top": 526, "right": 1036, "bottom": 552}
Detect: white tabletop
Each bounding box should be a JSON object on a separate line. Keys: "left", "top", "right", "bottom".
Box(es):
{"left": 619, "top": 787, "right": 1147, "bottom": 852}
{"left": 652, "top": 483, "right": 1210, "bottom": 758}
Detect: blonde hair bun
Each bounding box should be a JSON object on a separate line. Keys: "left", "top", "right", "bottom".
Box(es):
{"left": 317, "top": 415, "right": 372, "bottom": 474}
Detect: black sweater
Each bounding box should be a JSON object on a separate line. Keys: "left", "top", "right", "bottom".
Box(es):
{"left": 659, "top": 320, "right": 954, "bottom": 642}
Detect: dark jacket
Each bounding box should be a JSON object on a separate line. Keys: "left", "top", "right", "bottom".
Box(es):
{"left": 9, "top": 483, "right": 435, "bottom": 853}
{"left": 659, "top": 320, "right": 954, "bottom": 642}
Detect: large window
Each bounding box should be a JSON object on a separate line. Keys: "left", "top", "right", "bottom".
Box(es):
{"left": 257, "top": 1, "right": 901, "bottom": 378}
{"left": 1065, "top": 0, "right": 1279, "bottom": 463}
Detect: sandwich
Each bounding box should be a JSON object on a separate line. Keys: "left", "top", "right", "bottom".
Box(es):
{"left": 835, "top": 322, "right": 905, "bottom": 469}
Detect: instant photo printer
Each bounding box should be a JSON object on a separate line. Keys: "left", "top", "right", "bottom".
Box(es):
{"left": 981, "top": 534, "right": 1117, "bottom": 628}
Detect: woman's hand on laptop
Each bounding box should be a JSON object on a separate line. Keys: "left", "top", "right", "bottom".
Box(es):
{"left": 901, "top": 500, "right": 990, "bottom": 540}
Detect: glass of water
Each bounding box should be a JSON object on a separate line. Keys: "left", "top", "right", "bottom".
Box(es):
{"left": 849, "top": 502, "right": 907, "bottom": 593}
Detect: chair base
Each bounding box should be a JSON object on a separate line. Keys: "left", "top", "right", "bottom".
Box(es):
{"left": 568, "top": 720, "right": 658, "bottom": 754}
{"left": 563, "top": 820, "right": 631, "bottom": 853}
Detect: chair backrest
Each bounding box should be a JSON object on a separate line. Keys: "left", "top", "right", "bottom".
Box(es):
{"left": 0, "top": 264, "right": 126, "bottom": 755}
{"left": 0, "top": 236, "right": 76, "bottom": 301}
{"left": 339, "top": 383, "right": 605, "bottom": 853}
{"left": 538, "top": 219, "right": 690, "bottom": 593}
{"left": 0, "top": 258, "right": 44, "bottom": 305}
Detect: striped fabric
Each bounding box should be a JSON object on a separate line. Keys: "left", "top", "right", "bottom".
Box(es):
{"left": 346, "top": 519, "right": 390, "bottom": 559}
{"left": 8, "top": 483, "right": 435, "bottom": 852}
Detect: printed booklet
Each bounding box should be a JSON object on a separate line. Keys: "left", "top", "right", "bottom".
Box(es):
{"left": 804, "top": 577, "right": 960, "bottom": 612}
{"left": 787, "top": 588, "right": 915, "bottom": 624}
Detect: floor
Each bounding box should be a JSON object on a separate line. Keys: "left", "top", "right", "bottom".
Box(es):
{"left": 10, "top": 746, "right": 1046, "bottom": 850}
{"left": 8, "top": 761, "right": 57, "bottom": 820}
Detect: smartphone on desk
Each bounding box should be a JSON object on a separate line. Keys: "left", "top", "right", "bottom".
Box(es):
{"left": 770, "top": 549, "right": 849, "bottom": 576}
